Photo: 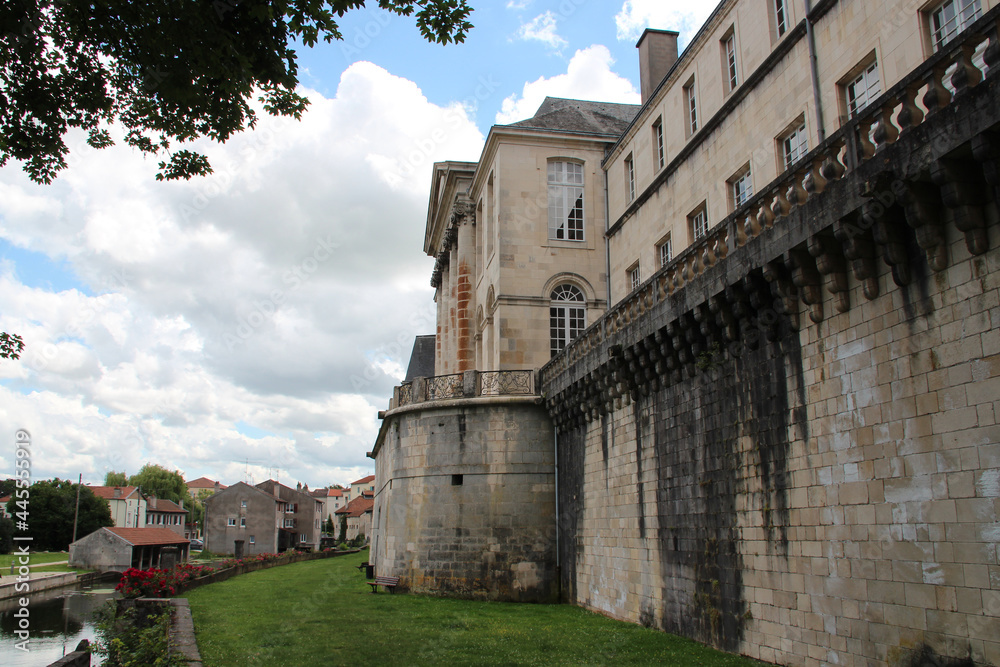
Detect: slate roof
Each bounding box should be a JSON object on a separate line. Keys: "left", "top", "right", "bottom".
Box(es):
{"left": 105, "top": 527, "right": 190, "bottom": 546}
{"left": 506, "top": 97, "right": 641, "bottom": 136}
{"left": 404, "top": 335, "right": 436, "bottom": 382}
{"left": 335, "top": 496, "right": 374, "bottom": 517}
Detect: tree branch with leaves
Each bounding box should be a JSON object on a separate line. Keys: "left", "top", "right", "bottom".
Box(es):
{"left": 0, "top": 0, "right": 474, "bottom": 183}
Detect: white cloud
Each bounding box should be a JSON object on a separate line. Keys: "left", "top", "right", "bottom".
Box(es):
{"left": 506, "top": 0, "right": 532, "bottom": 9}
{"left": 614, "top": 0, "right": 715, "bottom": 46}
{"left": 496, "top": 45, "right": 640, "bottom": 124}
{"left": 514, "top": 11, "right": 568, "bottom": 51}
{"left": 0, "top": 61, "right": 485, "bottom": 488}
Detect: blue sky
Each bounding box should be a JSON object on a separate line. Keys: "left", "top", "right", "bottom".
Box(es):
{"left": 0, "top": 0, "right": 714, "bottom": 489}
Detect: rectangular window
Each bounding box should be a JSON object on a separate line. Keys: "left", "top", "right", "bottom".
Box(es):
{"left": 730, "top": 167, "right": 754, "bottom": 210}
{"left": 690, "top": 206, "right": 709, "bottom": 241}
{"left": 774, "top": 0, "right": 788, "bottom": 37}
{"left": 931, "top": 0, "right": 982, "bottom": 51}
{"left": 240, "top": 500, "right": 247, "bottom": 508}
{"left": 628, "top": 264, "right": 641, "bottom": 292}
{"left": 625, "top": 154, "right": 635, "bottom": 203}
{"left": 227, "top": 517, "right": 236, "bottom": 526}
{"left": 723, "top": 32, "right": 738, "bottom": 91}
{"left": 653, "top": 118, "right": 665, "bottom": 170}
{"left": 250, "top": 535, "right": 255, "bottom": 544}
{"left": 684, "top": 79, "right": 698, "bottom": 135}
{"left": 781, "top": 122, "right": 809, "bottom": 170}
{"left": 548, "top": 161, "right": 585, "bottom": 241}
{"left": 845, "top": 60, "right": 882, "bottom": 119}
{"left": 283, "top": 518, "right": 295, "bottom": 528}
{"left": 240, "top": 517, "right": 246, "bottom": 528}
{"left": 300, "top": 533, "right": 307, "bottom": 542}
{"left": 658, "top": 235, "right": 673, "bottom": 268}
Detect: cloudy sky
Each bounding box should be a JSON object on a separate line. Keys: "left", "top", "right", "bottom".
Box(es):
{"left": 0, "top": 1, "right": 715, "bottom": 489}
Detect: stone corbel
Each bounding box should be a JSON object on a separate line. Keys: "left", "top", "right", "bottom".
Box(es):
{"left": 833, "top": 213, "right": 880, "bottom": 300}
{"left": 865, "top": 201, "right": 911, "bottom": 287}
{"left": 785, "top": 248, "right": 824, "bottom": 324}
{"left": 898, "top": 181, "right": 948, "bottom": 272}
{"left": 762, "top": 261, "right": 799, "bottom": 331}
{"left": 931, "top": 157, "right": 989, "bottom": 256}
{"left": 808, "top": 230, "right": 851, "bottom": 314}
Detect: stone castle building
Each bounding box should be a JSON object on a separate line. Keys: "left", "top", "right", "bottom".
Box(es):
{"left": 370, "top": 1, "right": 1000, "bottom": 665}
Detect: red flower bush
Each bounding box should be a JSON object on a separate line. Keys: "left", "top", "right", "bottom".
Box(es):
{"left": 116, "top": 563, "right": 216, "bottom": 598}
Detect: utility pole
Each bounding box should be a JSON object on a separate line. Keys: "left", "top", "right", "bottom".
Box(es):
{"left": 71, "top": 473, "right": 82, "bottom": 543}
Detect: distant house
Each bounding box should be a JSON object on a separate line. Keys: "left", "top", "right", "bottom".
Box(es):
{"left": 345, "top": 475, "right": 375, "bottom": 503}
{"left": 310, "top": 488, "right": 346, "bottom": 527}
{"left": 0, "top": 495, "right": 10, "bottom": 519}
{"left": 186, "top": 476, "right": 226, "bottom": 500}
{"left": 335, "top": 494, "right": 373, "bottom": 542}
{"left": 88, "top": 486, "right": 146, "bottom": 528}
{"left": 203, "top": 480, "right": 324, "bottom": 556}
{"left": 145, "top": 497, "right": 188, "bottom": 539}
{"left": 69, "top": 527, "right": 190, "bottom": 572}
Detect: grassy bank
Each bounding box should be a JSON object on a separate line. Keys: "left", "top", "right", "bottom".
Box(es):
{"left": 187, "top": 551, "right": 766, "bottom": 667}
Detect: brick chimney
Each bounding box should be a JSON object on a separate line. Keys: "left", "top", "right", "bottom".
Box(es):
{"left": 637, "top": 29, "right": 680, "bottom": 104}
{"left": 113, "top": 487, "right": 122, "bottom": 498}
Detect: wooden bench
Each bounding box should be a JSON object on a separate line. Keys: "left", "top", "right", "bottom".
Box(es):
{"left": 369, "top": 576, "right": 400, "bottom": 593}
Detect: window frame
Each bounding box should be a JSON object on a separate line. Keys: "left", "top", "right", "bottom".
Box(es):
{"left": 723, "top": 30, "right": 739, "bottom": 92}
{"left": 625, "top": 153, "right": 636, "bottom": 203}
{"left": 227, "top": 517, "right": 236, "bottom": 527}
{"left": 843, "top": 58, "right": 882, "bottom": 120}
{"left": 547, "top": 161, "right": 586, "bottom": 242}
{"left": 774, "top": 0, "right": 789, "bottom": 38}
{"left": 549, "top": 284, "right": 587, "bottom": 357}
{"left": 628, "top": 263, "right": 641, "bottom": 292}
{"left": 653, "top": 117, "right": 665, "bottom": 171}
{"left": 684, "top": 78, "right": 698, "bottom": 136}
{"left": 779, "top": 120, "right": 809, "bottom": 171}
{"left": 729, "top": 165, "right": 754, "bottom": 211}
{"left": 689, "top": 204, "right": 709, "bottom": 242}
{"left": 929, "top": 0, "right": 983, "bottom": 52}
{"left": 658, "top": 234, "right": 673, "bottom": 268}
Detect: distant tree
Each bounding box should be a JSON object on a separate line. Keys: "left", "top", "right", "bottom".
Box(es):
{"left": 0, "top": 516, "right": 14, "bottom": 554}
{"left": 323, "top": 515, "right": 335, "bottom": 535}
{"left": 337, "top": 515, "right": 347, "bottom": 544}
{"left": 0, "top": 479, "right": 16, "bottom": 497}
{"left": 128, "top": 464, "right": 186, "bottom": 504}
{"left": 1, "top": 0, "right": 474, "bottom": 183}
{"left": 6, "top": 479, "right": 112, "bottom": 551}
{"left": 104, "top": 471, "right": 128, "bottom": 486}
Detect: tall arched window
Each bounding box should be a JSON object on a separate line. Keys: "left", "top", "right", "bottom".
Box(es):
{"left": 550, "top": 285, "right": 586, "bottom": 357}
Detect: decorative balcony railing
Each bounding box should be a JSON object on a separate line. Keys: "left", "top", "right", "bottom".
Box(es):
{"left": 540, "top": 6, "right": 1000, "bottom": 385}
{"left": 393, "top": 370, "right": 537, "bottom": 409}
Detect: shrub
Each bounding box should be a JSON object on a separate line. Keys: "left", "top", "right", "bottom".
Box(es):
{"left": 116, "top": 564, "right": 215, "bottom": 598}
{"left": 93, "top": 602, "right": 183, "bottom": 667}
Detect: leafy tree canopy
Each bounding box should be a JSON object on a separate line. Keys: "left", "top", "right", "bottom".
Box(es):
{"left": 5, "top": 479, "right": 113, "bottom": 551}
{"left": 1, "top": 0, "right": 474, "bottom": 183}
{"left": 129, "top": 464, "right": 186, "bottom": 504}
{"left": 104, "top": 470, "right": 128, "bottom": 486}
{"left": 0, "top": 478, "right": 16, "bottom": 497}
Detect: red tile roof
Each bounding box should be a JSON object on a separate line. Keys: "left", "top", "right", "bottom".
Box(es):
{"left": 106, "top": 527, "right": 190, "bottom": 546}
{"left": 147, "top": 498, "right": 187, "bottom": 513}
{"left": 327, "top": 488, "right": 344, "bottom": 497}
{"left": 88, "top": 486, "right": 140, "bottom": 500}
{"left": 335, "top": 496, "right": 374, "bottom": 517}
{"left": 186, "top": 477, "right": 225, "bottom": 489}
{"left": 351, "top": 475, "right": 375, "bottom": 486}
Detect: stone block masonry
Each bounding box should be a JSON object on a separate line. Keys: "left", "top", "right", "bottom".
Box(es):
{"left": 541, "top": 37, "right": 1000, "bottom": 667}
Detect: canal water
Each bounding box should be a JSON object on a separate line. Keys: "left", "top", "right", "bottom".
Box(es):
{"left": 0, "top": 581, "right": 119, "bottom": 667}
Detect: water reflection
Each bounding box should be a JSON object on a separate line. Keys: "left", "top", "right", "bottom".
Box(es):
{"left": 0, "top": 582, "right": 119, "bottom": 667}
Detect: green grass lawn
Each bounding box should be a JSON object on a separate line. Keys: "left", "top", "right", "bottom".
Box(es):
{"left": 0, "top": 551, "right": 68, "bottom": 568}
{"left": 187, "top": 551, "right": 767, "bottom": 667}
